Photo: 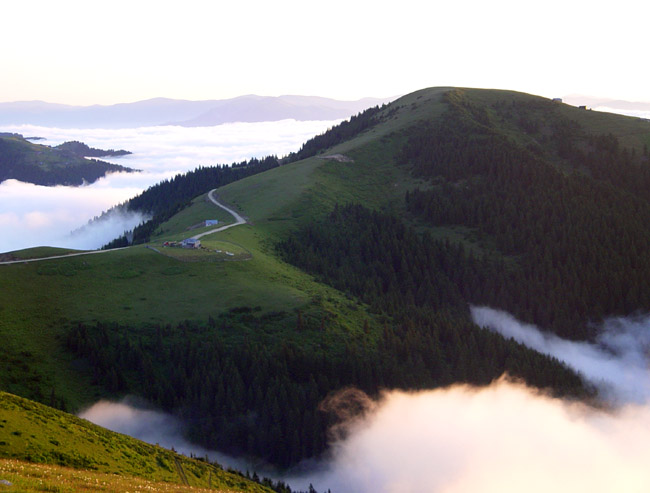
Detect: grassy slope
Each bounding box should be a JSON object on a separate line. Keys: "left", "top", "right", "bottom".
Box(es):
{"left": 0, "top": 392, "right": 272, "bottom": 492}
{"left": 0, "top": 460, "right": 236, "bottom": 493}
{"left": 218, "top": 87, "right": 451, "bottom": 237}
{"left": 0, "top": 247, "right": 82, "bottom": 261}
{"left": 151, "top": 193, "right": 237, "bottom": 240}
{"left": 1, "top": 222, "right": 375, "bottom": 410}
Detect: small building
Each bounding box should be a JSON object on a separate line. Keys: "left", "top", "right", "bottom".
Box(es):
{"left": 205, "top": 219, "right": 219, "bottom": 226}
{"left": 181, "top": 238, "right": 201, "bottom": 249}
{"left": 552, "top": 98, "right": 563, "bottom": 103}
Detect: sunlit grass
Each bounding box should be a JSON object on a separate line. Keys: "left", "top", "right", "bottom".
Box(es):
{"left": 152, "top": 193, "right": 235, "bottom": 241}
{"left": 0, "top": 392, "right": 272, "bottom": 492}
{"left": 2, "top": 247, "right": 83, "bottom": 260}
{"left": 0, "top": 458, "right": 245, "bottom": 492}
{"left": 153, "top": 240, "right": 251, "bottom": 262}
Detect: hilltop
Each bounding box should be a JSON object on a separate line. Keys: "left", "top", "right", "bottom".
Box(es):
{"left": 2, "top": 87, "right": 650, "bottom": 473}
{"left": 0, "top": 134, "right": 135, "bottom": 186}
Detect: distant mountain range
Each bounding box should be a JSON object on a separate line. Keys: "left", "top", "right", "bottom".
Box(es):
{"left": 0, "top": 95, "right": 396, "bottom": 128}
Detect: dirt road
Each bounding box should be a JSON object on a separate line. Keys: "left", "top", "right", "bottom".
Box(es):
{"left": 191, "top": 190, "right": 246, "bottom": 240}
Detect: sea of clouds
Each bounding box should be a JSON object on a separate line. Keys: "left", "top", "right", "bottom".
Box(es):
{"left": 80, "top": 308, "right": 650, "bottom": 492}
{"left": 0, "top": 120, "right": 339, "bottom": 252}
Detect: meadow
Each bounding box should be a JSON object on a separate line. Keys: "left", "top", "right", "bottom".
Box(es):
{"left": 0, "top": 392, "right": 272, "bottom": 492}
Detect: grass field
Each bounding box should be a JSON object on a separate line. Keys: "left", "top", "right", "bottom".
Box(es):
{"left": 0, "top": 216, "right": 378, "bottom": 409}
{"left": 151, "top": 193, "right": 236, "bottom": 241}
{"left": 0, "top": 460, "right": 225, "bottom": 493}
{"left": 1, "top": 247, "right": 83, "bottom": 261}
{"left": 155, "top": 239, "right": 252, "bottom": 262}
{"left": 0, "top": 392, "right": 272, "bottom": 492}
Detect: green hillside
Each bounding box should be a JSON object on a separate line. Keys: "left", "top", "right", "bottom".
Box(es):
{"left": 0, "top": 134, "right": 134, "bottom": 186}
{"left": 3, "top": 87, "right": 650, "bottom": 473}
{"left": 0, "top": 391, "right": 273, "bottom": 492}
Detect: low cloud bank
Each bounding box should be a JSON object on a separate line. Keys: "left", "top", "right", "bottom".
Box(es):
{"left": 307, "top": 380, "right": 650, "bottom": 492}
{"left": 471, "top": 306, "right": 650, "bottom": 404}
{"left": 1, "top": 121, "right": 340, "bottom": 175}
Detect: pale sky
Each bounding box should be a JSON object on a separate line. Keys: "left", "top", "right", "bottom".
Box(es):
{"left": 2, "top": 0, "right": 648, "bottom": 105}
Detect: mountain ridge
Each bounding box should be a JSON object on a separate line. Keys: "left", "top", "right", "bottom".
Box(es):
{"left": 3, "top": 86, "right": 650, "bottom": 475}
{"left": 0, "top": 95, "right": 395, "bottom": 128}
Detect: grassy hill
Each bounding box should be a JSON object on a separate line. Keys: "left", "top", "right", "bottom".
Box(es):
{"left": 219, "top": 87, "right": 650, "bottom": 235}
{"left": 0, "top": 230, "right": 373, "bottom": 410}
{"left": 0, "top": 391, "right": 273, "bottom": 492}
{"left": 0, "top": 134, "right": 134, "bottom": 186}
{"left": 3, "top": 86, "right": 650, "bottom": 472}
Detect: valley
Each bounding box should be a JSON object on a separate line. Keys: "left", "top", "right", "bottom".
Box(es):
{"left": 2, "top": 86, "right": 650, "bottom": 491}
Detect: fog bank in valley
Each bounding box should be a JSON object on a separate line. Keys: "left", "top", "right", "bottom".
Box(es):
{"left": 471, "top": 306, "right": 650, "bottom": 403}
{"left": 0, "top": 178, "right": 147, "bottom": 252}
{"left": 81, "top": 308, "right": 650, "bottom": 492}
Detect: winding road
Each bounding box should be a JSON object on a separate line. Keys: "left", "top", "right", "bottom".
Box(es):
{"left": 0, "top": 189, "right": 245, "bottom": 265}
{"left": 191, "top": 190, "right": 246, "bottom": 240}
